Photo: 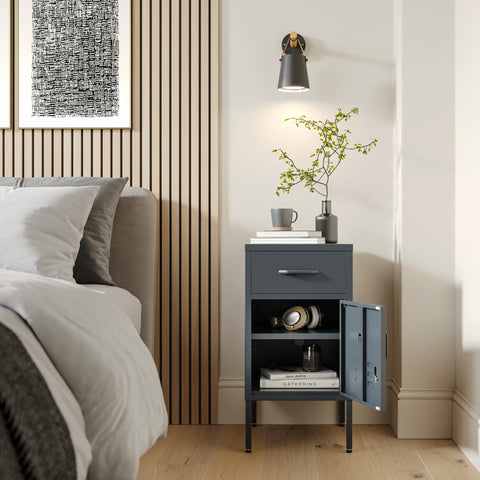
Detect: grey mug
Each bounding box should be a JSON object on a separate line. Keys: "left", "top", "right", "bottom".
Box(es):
{"left": 271, "top": 208, "right": 298, "bottom": 229}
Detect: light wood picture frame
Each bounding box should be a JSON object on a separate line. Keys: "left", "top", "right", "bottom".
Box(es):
{"left": 0, "top": 0, "right": 11, "bottom": 128}
{"left": 18, "top": 0, "right": 131, "bottom": 128}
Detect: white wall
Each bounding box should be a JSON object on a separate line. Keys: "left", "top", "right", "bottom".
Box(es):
{"left": 391, "top": 0, "right": 456, "bottom": 438}
{"left": 219, "top": 0, "right": 394, "bottom": 424}
{"left": 453, "top": 0, "right": 480, "bottom": 470}
{"left": 218, "top": 0, "right": 480, "bottom": 469}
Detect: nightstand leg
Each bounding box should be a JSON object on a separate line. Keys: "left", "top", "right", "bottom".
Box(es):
{"left": 252, "top": 400, "right": 257, "bottom": 427}
{"left": 338, "top": 400, "right": 345, "bottom": 426}
{"left": 245, "top": 400, "right": 252, "bottom": 453}
{"left": 346, "top": 399, "right": 352, "bottom": 453}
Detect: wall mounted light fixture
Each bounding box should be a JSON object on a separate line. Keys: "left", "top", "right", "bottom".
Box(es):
{"left": 278, "top": 31, "right": 310, "bottom": 92}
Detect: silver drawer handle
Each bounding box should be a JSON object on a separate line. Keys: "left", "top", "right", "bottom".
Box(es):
{"left": 278, "top": 269, "right": 320, "bottom": 275}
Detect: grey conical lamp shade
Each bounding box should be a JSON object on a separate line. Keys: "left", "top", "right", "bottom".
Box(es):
{"left": 278, "top": 49, "right": 310, "bottom": 92}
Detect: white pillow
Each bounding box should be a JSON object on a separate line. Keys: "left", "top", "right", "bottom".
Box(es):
{"left": 0, "top": 186, "right": 100, "bottom": 282}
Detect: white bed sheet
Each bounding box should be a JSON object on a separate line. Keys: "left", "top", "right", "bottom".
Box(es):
{"left": 0, "top": 269, "right": 168, "bottom": 480}
{"left": 82, "top": 284, "right": 142, "bottom": 334}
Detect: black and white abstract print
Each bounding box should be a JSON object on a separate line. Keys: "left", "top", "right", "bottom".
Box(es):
{"left": 31, "top": 0, "right": 119, "bottom": 118}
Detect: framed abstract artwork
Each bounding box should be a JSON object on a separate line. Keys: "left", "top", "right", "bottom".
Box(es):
{"left": 19, "top": 0, "right": 131, "bottom": 128}
{"left": 0, "top": 0, "right": 10, "bottom": 128}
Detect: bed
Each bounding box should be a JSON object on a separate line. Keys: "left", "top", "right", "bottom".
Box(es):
{"left": 0, "top": 181, "right": 168, "bottom": 480}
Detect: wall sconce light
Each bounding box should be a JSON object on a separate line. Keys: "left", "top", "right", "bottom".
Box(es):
{"left": 278, "top": 31, "right": 310, "bottom": 92}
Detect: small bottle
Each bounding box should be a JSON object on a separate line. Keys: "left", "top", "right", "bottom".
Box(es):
{"left": 303, "top": 344, "right": 321, "bottom": 372}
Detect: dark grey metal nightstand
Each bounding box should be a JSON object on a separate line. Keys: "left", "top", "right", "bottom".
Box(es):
{"left": 244, "top": 244, "right": 386, "bottom": 453}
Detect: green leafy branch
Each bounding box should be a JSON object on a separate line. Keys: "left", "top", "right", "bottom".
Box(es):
{"left": 273, "top": 108, "right": 378, "bottom": 201}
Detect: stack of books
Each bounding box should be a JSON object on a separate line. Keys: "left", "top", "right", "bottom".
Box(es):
{"left": 250, "top": 230, "right": 325, "bottom": 244}
{"left": 259, "top": 366, "right": 339, "bottom": 389}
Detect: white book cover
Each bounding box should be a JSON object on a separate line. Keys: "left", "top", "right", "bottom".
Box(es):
{"left": 250, "top": 237, "right": 326, "bottom": 244}
{"left": 256, "top": 230, "right": 324, "bottom": 238}
{"left": 260, "top": 366, "right": 337, "bottom": 380}
{"left": 259, "top": 375, "right": 339, "bottom": 389}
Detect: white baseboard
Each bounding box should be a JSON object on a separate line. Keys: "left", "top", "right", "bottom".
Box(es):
{"left": 218, "top": 378, "right": 245, "bottom": 424}
{"left": 453, "top": 390, "right": 480, "bottom": 473}
{"left": 390, "top": 378, "right": 453, "bottom": 438}
{"left": 218, "top": 378, "right": 390, "bottom": 425}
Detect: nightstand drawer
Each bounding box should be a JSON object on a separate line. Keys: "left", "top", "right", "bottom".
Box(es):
{"left": 250, "top": 250, "right": 347, "bottom": 295}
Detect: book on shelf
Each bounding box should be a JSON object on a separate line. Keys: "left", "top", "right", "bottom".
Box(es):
{"left": 260, "top": 366, "right": 337, "bottom": 380}
{"left": 259, "top": 375, "right": 339, "bottom": 389}
{"left": 250, "top": 237, "right": 325, "bottom": 244}
{"left": 256, "top": 230, "right": 324, "bottom": 238}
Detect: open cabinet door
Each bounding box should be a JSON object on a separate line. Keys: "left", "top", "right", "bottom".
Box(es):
{"left": 340, "top": 300, "right": 386, "bottom": 412}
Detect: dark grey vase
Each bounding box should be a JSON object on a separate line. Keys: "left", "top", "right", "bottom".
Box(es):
{"left": 315, "top": 200, "right": 338, "bottom": 243}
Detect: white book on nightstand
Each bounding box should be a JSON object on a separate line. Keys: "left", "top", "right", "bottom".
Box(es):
{"left": 259, "top": 375, "right": 339, "bottom": 389}
{"left": 256, "top": 230, "right": 323, "bottom": 238}
{"left": 250, "top": 237, "right": 325, "bottom": 244}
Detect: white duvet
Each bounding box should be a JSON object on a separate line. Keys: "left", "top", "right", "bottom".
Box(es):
{"left": 0, "top": 268, "right": 168, "bottom": 480}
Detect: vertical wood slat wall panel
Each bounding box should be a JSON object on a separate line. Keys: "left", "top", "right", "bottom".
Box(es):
{"left": 0, "top": 131, "right": 4, "bottom": 176}
{"left": 160, "top": 0, "right": 172, "bottom": 419}
{"left": 189, "top": 0, "right": 201, "bottom": 425}
{"left": 180, "top": 0, "right": 191, "bottom": 424}
{"left": 2, "top": 0, "right": 219, "bottom": 425}
{"left": 200, "top": 0, "right": 211, "bottom": 425}
{"left": 170, "top": 0, "right": 181, "bottom": 426}
{"left": 150, "top": 0, "right": 161, "bottom": 385}
{"left": 209, "top": 0, "right": 219, "bottom": 425}
{"left": 62, "top": 130, "right": 71, "bottom": 177}
{"left": 73, "top": 130, "right": 83, "bottom": 177}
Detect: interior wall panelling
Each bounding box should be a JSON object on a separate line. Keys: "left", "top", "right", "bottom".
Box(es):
{"left": 210, "top": 0, "right": 219, "bottom": 430}
{"left": 2, "top": 0, "right": 219, "bottom": 425}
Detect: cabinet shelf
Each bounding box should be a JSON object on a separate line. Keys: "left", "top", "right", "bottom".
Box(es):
{"left": 251, "top": 328, "right": 339, "bottom": 340}
{"left": 251, "top": 388, "right": 343, "bottom": 401}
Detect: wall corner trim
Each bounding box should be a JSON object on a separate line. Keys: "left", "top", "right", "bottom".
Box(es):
{"left": 453, "top": 389, "right": 480, "bottom": 473}
{"left": 453, "top": 390, "right": 480, "bottom": 427}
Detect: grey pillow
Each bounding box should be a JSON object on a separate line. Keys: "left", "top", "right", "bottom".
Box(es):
{"left": 21, "top": 177, "right": 128, "bottom": 285}
{"left": 0, "top": 178, "right": 20, "bottom": 186}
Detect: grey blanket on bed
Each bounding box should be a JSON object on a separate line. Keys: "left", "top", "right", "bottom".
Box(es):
{"left": 0, "top": 323, "right": 76, "bottom": 480}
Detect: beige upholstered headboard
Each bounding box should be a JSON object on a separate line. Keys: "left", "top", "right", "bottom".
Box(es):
{"left": 109, "top": 187, "right": 157, "bottom": 355}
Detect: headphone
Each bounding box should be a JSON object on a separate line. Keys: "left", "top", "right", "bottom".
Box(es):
{"left": 270, "top": 305, "right": 322, "bottom": 331}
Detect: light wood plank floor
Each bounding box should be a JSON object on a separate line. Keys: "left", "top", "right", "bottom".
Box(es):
{"left": 136, "top": 425, "right": 480, "bottom": 480}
